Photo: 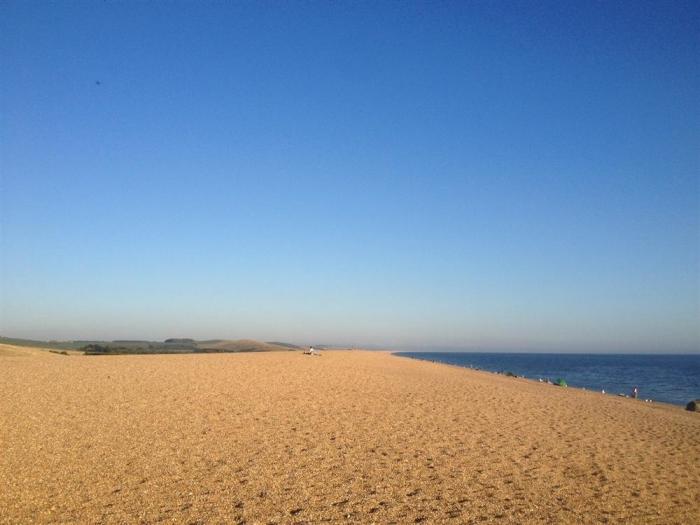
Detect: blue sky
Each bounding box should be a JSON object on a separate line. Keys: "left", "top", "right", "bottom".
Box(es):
{"left": 1, "top": 1, "right": 698, "bottom": 351}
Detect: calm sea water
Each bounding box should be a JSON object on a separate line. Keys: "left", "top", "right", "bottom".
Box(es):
{"left": 395, "top": 352, "right": 700, "bottom": 406}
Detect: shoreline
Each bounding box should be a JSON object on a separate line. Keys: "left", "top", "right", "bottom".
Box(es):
{"left": 392, "top": 351, "right": 695, "bottom": 409}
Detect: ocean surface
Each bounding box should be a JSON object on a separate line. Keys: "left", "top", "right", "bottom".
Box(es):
{"left": 395, "top": 352, "right": 700, "bottom": 406}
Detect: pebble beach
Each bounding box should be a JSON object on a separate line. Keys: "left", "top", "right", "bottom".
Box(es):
{"left": 1, "top": 344, "right": 698, "bottom": 524}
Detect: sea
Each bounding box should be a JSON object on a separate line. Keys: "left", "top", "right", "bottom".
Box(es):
{"left": 394, "top": 352, "right": 700, "bottom": 407}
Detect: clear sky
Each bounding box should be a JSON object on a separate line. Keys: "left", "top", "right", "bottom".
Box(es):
{"left": 1, "top": 1, "right": 698, "bottom": 352}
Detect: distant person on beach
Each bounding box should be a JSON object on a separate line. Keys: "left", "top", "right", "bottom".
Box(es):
{"left": 631, "top": 387, "right": 639, "bottom": 399}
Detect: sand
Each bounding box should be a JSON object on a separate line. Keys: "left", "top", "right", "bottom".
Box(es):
{"left": 1, "top": 344, "right": 698, "bottom": 524}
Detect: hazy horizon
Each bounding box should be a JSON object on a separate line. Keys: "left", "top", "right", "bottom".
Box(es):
{"left": 2, "top": 2, "right": 698, "bottom": 354}
{"left": 1, "top": 332, "right": 698, "bottom": 355}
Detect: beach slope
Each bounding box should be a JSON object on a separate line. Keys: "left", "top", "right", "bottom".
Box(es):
{"left": 0, "top": 346, "right": 697, "bottom": 523}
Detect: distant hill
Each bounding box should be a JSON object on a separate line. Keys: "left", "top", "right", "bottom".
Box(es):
{"left": 265, "top": 341, "right": 301, "bottom": 349}
{"left": 0, "top": 336, "right": 85, "bottom": 350}
{"left": 1, "top": 336, "right": 299, "bottom": 355}
{"left": 195, "top": 339, "right": 297, "bottom": 353}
